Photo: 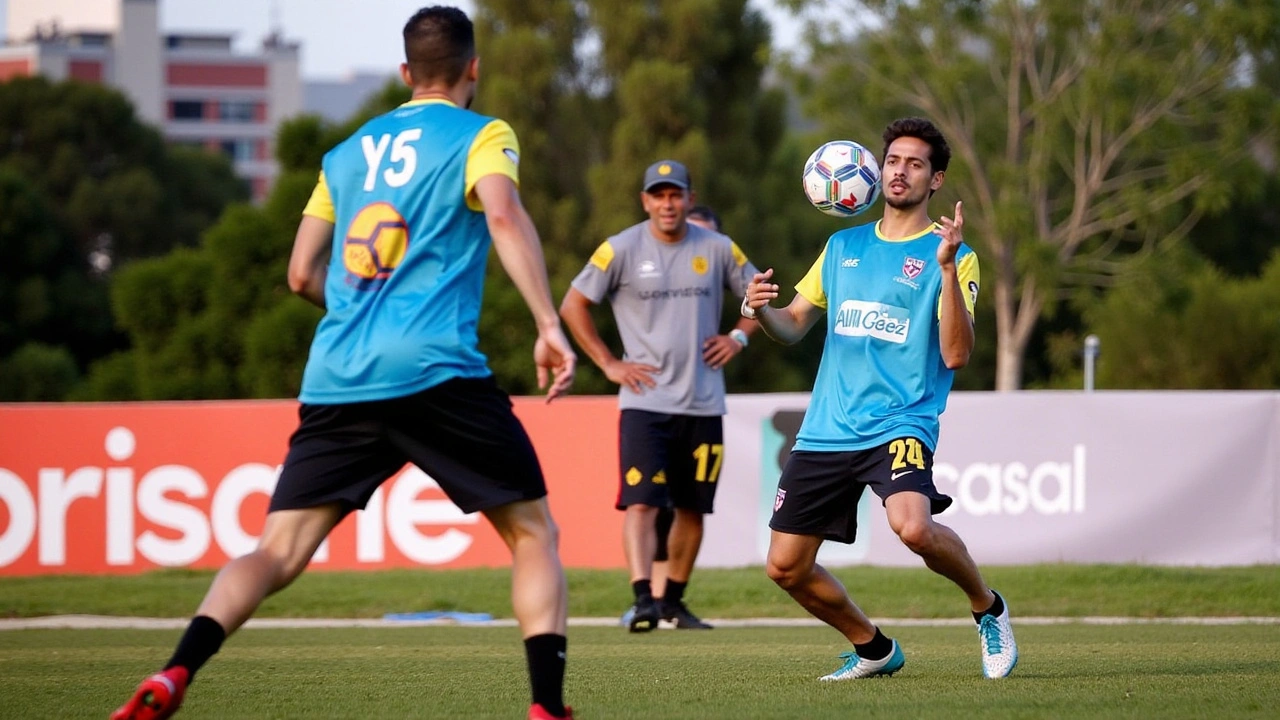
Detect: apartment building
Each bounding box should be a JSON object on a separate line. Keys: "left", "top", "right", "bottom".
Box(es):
{"left": 0, "top": 0, "right": 302, "bottom": 201}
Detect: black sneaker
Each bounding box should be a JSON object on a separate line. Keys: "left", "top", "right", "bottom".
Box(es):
{"left": 628, "top": 597, "right": 660, "bottom": 633}
{"left": 659, "top": 600, "right": 713, "bottom": 629}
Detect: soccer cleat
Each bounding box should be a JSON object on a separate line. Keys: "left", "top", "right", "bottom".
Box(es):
{"left": 628, "top": 597, "right": 660, "bottom": 633}
{"left": 659, "top": 600, "right": 713, "bottom": 629}
{"left": 528, "top": 703, "right": 574, "bottom": 719}
{"left": 619, "top": 604, "right": 637, "bottom": 627}
{"left": 819, "top": 640, "right": 905, "bottom": 681}
{"left": 110, "top": 666, "right": 189, "bottom": 720}
{"left": 978, "top": 591, "right": 1018, "bottom": 679}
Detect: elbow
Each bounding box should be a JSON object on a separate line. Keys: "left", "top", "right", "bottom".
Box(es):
{"left": 286, "top": 265, "right": 313, "bottom": 296}
{"left": 943, "top": 351, "right": 970, "bottom": 370}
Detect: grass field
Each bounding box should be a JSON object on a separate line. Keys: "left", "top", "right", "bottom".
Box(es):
{"left": 2, "top": 565, "right": 1279, "bottom": 718}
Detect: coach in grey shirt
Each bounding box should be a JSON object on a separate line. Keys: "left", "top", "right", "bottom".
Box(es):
{"left": 560, "top": 160, "right": 759, "bottom": 632}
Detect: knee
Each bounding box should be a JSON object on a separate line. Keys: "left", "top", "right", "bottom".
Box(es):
{"left": 895, "top": 520, "right": 937, "bottom": 555}
{"left": 765, "top": 555, "right": 811, "bottom": 591}
{"left": 254, "top": 543, "right": 313, "bottom": 587}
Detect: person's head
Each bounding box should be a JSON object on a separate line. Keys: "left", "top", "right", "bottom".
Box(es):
{"left": 687, "top": 205, "right": 721, "bottom": 233}
{"left": 880, "top": 117, "right": 951, "bottom": 209}
{"left": 400, "top": 6, "right": 478, "bottom": 106}
{"left": 640, "top": 160, "right": 696, "bottom": 240}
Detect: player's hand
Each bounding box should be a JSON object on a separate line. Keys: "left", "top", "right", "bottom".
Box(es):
{"left": 604, "top": 359, "right": 659, "bottom": 395}
{"left": 534, "top": 325, "right": 577, "bottom": 403}
{"left": 745, "top": 269, "right": 779, "bottom": 311}
{"left": 933, "top": 201, "right": 964, "bottom": 267}
{"left": 702, "top": 334, "right": 742, "bottom": 370}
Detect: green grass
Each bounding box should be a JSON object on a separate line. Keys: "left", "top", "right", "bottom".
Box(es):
{"left": 3, "top": 565, "right": 1280, "bottom": 619}
{"left": 3, "top": 624, "right": 1278, "bottom": 718}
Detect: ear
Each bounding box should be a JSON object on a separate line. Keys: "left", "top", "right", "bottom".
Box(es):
{"left": 930, "top": 170, "right": 945, "bottom": 192}
{"left": 468, "top": 56, "right": 480, "bottom": 82}
{"left": 399, "top": 63, "right": 413, "bottom": 87}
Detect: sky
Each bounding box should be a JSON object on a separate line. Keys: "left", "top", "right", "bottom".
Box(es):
{"left": 0, "top": 0, "right": 806, "bottom": 80}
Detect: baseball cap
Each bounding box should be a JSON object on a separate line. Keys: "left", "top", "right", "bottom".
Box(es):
{"left": 642, "top": 160, "right": 691, "bottom": 192}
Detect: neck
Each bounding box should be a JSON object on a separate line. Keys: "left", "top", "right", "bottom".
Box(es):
{"left": 877, "top": 203, "right": 933, "bottom": 240}
{"left": 412, "top": 87, "right": 457, "bottom": 104}
{"left": 648, "top": 220, "right": 687, "bottom": 244}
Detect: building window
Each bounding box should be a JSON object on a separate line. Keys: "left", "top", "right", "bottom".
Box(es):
{"left": 171, "top": 100, "right": 204, "bottom": 120}
{"left": 219, "top": 100, "right": 256, "bottom": 123}
{"left": 219, "top": 139, "right": 256, "bottom": 162}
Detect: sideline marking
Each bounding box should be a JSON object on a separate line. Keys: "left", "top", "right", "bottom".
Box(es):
{"left": 1, "top": 615, "right": 1278, "bottom": 631}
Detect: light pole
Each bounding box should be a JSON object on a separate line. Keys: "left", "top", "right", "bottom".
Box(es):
{"left": 1083, "top": 334, "right": 1100, "bottom": 392}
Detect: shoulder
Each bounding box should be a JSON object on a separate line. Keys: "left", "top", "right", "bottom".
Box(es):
{"left": 607, "top": 222, "right": 647, "bottom": 249}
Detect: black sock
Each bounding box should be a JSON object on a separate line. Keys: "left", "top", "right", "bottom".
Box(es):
{"left": 164, "top": 615, "right": 226, "bottom": 681}
{"left": 632, "top": 579, "right": 653, "bottom": 603}
{"left": 524, "top": 633, "right": 567, "bottom": 716}
{"left": 853, "top": 627, "right": 894, "bottom": 661}
{"left": 661, "top": 579, "right": 687, "bottom": 606}
{"left": 974, "top": 591, "right": 1005, "bottom": 623}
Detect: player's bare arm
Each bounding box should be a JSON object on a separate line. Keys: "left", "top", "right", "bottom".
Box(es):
{"left": 286, "top": 215, "right": 335, "bottom": 309}
{"left": 744, "top": 268, "right": 823, "bottom": 346}
{"left": 475, "top": 173, "right": 577, "bottom": 401}
{"left": 559, "top": 288, "right": 659, "bottom": 394}
{"left": 933, "top": 200, "right": 974, "bottom": 369}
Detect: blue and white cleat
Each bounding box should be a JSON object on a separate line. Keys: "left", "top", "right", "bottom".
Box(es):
{"left": 978, "top": 591, "right": 1018, "bottom": 678}
{"left": 819, "top": 640, "right": 905, "bottom": 681}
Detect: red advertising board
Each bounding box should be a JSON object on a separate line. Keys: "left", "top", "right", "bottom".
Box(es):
{"left": 0, "top": 398, "right": 624, "bottom": 575}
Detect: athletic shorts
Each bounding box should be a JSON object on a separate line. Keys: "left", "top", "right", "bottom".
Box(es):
{"left": 270, "top": 376, "right": 547, "bottom": 516}
{"left": 616, "top": 410, "right": 723, "bottom": 514}
{"left": 769, "top": 437, "right": 953, "bottom": 544}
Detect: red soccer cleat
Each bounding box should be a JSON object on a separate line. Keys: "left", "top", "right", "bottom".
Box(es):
{"left": 110, "top": 666, "right": 189, "bottom": 720}
{"left": 528, "top": 703, "right": 574, "bottom": 719}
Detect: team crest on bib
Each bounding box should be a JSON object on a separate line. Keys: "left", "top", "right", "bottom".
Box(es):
{"left": 903, "top": 257, "right": 926, "bottom": 279}
{"left": 774, "top": 488, "right": 787, "bottom": 512}
{"left": 692, "top": 256, "right": 709, "bottom": 275}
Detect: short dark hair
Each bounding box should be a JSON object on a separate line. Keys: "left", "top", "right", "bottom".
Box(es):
{"left": 882, "top": 117, "right": 951, "bottom": 174}
{"left": 403, "top": 6, "right": 475, "bottom": 86}
{"left": 688, "top": 205, "right": 721, "bottom": 232}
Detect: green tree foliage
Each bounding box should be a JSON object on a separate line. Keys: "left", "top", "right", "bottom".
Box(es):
{"left": 1051, "top": 246, "right": 1280, "bottom": 389}
{"left": 783, "top": 0, "right": 1280, "bottom": 389}
{"left": 0, "top": 76, "right": 247, "bottom": 399}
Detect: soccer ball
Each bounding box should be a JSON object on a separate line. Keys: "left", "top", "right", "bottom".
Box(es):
{"left": 801, "top": 140, "right": 882, "bottom": 218}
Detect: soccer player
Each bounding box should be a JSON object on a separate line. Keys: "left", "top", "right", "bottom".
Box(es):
{"left": 561, "top": 165, "right": 757, "bottom": 632}
{"left": 744, "top": 117, "right": 1017, "bottom": 680}
{"left": 617, "top": 204, "right": 723, "bottom": 628}
{"left": 111, "top": 8, "right": 577, "bottom": 720}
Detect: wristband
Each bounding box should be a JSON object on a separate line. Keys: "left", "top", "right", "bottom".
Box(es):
{"left": 729, "top": 328, "right": 749, "bottom": 348}
{"left": 740, "top": 296, "right": 757, "bottom": 319}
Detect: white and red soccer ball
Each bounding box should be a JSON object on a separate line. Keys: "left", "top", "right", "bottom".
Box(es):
{"left": 801, "top": 140, "right": 882, "bottom": 218}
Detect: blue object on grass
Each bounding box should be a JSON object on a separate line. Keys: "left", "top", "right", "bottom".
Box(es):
{"left": 383, "top": 611, "right": 493, "bottom": 623}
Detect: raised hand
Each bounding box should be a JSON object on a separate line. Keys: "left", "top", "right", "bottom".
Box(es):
{"left": 933, "top": 201, "right": 964, "bottom": 267}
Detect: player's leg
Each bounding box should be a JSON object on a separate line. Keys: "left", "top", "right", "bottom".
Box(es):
{"left": 657, "top": 415, "right": 720, "bottom": 628}
{"left": 650, "top": 506, "right": 674, "bottom": 597}
{"left": 616, "top": 410, "right": 672, "bottom": 632}
{"left": 388, "top": 378, "right": 572, "bottom": 717}
{"left": 767, "top": 450, "right": 904, "bottom": 680}
{"left": 873, "top": 437, "right": 1016, "bottom": 678}
{"left": 113, "top": 402, "right": 398, "bottom": 720}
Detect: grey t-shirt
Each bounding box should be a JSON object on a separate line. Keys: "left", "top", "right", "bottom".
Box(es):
{"left": 571, "top": 221, "right": 758, "bottom": 416}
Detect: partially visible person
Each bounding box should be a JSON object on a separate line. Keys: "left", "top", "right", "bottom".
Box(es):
{"left": 561, "top": 163, "right": 758, "bottom": 632}
{"left": 111, "top": 7, "right": 576, "bottom": 720}
{"left": 618, "top": 203, "right": 724, "bottom": 628}
{"left": 744, "top": 117, "right": 1017, "bottom": 680}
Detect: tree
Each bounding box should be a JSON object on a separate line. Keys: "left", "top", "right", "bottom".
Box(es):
{"left": 783, "top": 0, "right": 1280, "bottom": 389}
{"left": 0, "top": 76, "right": 247, "bottom": 398}
{"left": 1051, "top": 245, "right": 1280, "bottom": 389}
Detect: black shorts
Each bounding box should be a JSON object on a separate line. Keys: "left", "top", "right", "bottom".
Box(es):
{"left": 769, "top": 437, "right": 953, "bottom": 544}
{"left": 617, "top": 410, "right": 723, "bottom": 514}
{"left": 270, "top": 376, "right": 547, "bottom": 516}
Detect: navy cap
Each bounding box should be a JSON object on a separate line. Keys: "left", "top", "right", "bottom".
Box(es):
{"left": 642, "top": 160, "right": 691, "bottom": 192}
